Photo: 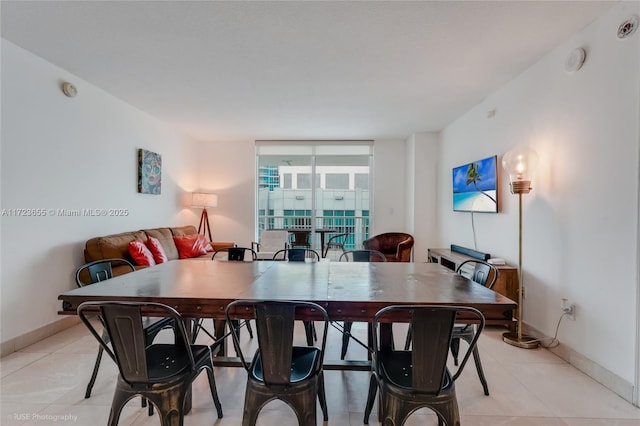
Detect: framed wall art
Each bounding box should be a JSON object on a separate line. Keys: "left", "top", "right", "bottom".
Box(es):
{"left": 137, "top": 149, "right": 162, "bottom": 194}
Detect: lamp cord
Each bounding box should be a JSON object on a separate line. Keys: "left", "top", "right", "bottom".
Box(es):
{"left": 524, "top": 312, "right": 568, "bottom": 349}
{"left": 471, "top": 211, "right": 478, "bottom": 250}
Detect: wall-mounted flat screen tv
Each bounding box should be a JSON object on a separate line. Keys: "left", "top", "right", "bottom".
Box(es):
{"left": 452, "top": 155, "right": 498, "bottom": 213}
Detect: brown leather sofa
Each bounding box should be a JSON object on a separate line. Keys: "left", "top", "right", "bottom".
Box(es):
{"left": 363, "top": 232, "right": 414, "bottom": 262}
{"left": 83, "top": 225, "right": 234, "bottom": 277}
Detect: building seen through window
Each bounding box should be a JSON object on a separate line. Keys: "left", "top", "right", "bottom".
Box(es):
{"left": 256, "top": 152, "right": 371, "bottom": 251}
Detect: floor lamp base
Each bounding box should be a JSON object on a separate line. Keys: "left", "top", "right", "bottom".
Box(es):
{"left": 502, "top": 332, "right": 540, "bottom": 349}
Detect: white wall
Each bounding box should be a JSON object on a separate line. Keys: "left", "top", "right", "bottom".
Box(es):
{"left": 197, "top": 140, "right": 256, "bottom": 247}
{"left": 371, "top": 139, "right": 407, "bottom": 235}
{"left": 0, "top": 40, "right": 200, "bottom": 345}
{"left": 437, "top": 2, "right": 639, "bottom": 389}
{"left": 406, "top": 132, "right": 439, "bottom": 262}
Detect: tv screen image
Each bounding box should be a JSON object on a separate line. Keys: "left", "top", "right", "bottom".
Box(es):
{"left": 452, "top": 155, "right": 498, "bottom": 213}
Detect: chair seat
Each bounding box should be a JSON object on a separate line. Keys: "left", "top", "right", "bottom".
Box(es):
{"left": 378, "top": 351, "right": 453, "bottom": 391}
{"left": 251, "top": 346, "right": 321, "bottom": 383}
{"left": 143, "top": 317, "right": 174, "bottom": 335}
{"left": 145, "top": 344, "right": 211, "bottom": 382}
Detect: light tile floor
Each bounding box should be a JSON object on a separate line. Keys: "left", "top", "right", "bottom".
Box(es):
{"left": 1, "top": 320, "right": 639, "bottom": 426}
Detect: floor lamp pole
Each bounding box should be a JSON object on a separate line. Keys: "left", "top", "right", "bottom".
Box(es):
{"left": 198, "top": 208, "right": 213, "bottom": 242}
{"left": 503, "top": 190, "right": 539, "bottom": 349}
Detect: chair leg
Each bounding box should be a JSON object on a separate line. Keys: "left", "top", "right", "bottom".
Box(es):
{"left": 85, "top": 345, "right": 104, "bottom": 398}
{"left": 206, "top": 367, "right": 224, "bottom": 418}
{"left": 108, "top": 387, "right": 134, "bottom": 426}
{"left": 340, "top": 321, "right": 353, "bottom": 360}
{"left": 471, "top": 345, "right": 489, "bottom": 396}
{"left": 317, "top": 371, "right": 328, "bottom": 421}
{"left": 450, "top": 338, "right": 460, "bottom": 366}
{"left": 303, "top": 321, "right": 314, "bottom": 346}
{"left": 404, "top": 324, "right": 412, "bottom": 350}
{"left": 363, "top": 374, "right": 378, "bottom": 424}
{"left": 245, "top": 320, "right": 254, "bottom": 338}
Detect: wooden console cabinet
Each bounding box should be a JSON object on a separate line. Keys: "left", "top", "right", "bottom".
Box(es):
{"left": 428, "top": 248, "right": 519, "bottom": 328}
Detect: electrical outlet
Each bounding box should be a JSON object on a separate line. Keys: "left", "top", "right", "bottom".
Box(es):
{"left": 561, "top": 298, "right": 575, "bottom": 320}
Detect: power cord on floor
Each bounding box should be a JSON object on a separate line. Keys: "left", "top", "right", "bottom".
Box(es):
{"left": 529, "top": 312, "right": 569, "bottom": 349}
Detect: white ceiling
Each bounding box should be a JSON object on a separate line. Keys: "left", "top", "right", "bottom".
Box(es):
{"left": 1, "top": 1, "right": 614, "bottom": 142}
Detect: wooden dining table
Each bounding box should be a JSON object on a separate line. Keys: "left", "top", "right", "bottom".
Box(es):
{"left": 58, "top": 260, "right": 516, "bottom": 369}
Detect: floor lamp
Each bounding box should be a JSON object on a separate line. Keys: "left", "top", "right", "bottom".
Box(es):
{"left": 501, "top": 146, "right": 540, "bottom": 349}
{"left": 192, "top": 192, "right": 217, "bottom": 242}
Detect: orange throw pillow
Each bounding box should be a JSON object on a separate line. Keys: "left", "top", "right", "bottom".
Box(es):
{"left": 173, "top": 234, "right": 212, "bottom": 259}
{"left": 128, "top": 240, "right": 156, "bottom": 266}
{"left": 146, "top": 236, "right": 168, "bottom": 264}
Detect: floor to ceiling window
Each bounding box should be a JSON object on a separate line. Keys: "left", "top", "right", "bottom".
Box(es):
{"left": 256, "top": 141, "right": 373, "bottom": 253}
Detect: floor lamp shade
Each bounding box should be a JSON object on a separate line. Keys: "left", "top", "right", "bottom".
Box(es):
{"left": 192, "top": 192, "right": 218, "bottom": 208}
{"left": 191, "top": 193, "right": 217, "bottom": 241}
{"left": 501, "top": 146, "right": 540, "bottom": 349}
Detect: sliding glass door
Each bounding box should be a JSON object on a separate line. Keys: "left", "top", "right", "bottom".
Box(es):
{"left": 256, "top": 142, "right": 372, "bottom": 253}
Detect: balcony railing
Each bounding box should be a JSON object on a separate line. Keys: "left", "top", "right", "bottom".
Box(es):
{"left": 257, "top": 215, "right": 370, "bottom": 251}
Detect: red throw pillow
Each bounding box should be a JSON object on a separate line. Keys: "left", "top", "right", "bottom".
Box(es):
{"left": 146, "top": 236, "right": 168, "bottom": 264}
{"left": 173, "top": 234, "right": 211, "bottom": 259}
{"left": 128, "top": 240, "right": 156, "bottom": 266}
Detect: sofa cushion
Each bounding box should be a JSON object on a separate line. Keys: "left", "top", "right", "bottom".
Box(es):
{"left": 173, "top": 234, "right": 213, "bottom": 259}
{"left": 129, "top": 240, "right": 156, "bottom": 266}
{"left": 171, "top": 225, "right": 198, "bottom": 237}
{"left": 146, "top": 236, "right": 168, "bottom": 264}
{"left": 85, "top": 230, "right": 148, "bottom": 263}
{"left": 143, "top": 228, "right": 179, "bottom": 260}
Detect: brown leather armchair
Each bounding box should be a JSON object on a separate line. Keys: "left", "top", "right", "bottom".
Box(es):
{"left": 363, "top": 232, "right": 414, "bottom": 262}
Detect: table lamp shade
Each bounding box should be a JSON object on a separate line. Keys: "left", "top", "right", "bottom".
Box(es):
{"left": 192, "top": 192, "right": 218, "bottom": 208}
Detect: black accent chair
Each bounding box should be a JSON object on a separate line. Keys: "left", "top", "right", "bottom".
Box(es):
{"left": 78, "top": 301, "right": 223, "bottom": 425}
{"left": 323, "top": 233, "right": 348, "bottom": 258}
{"left": 226, "top": 300, "right": 329, "bottom": 426}
{"left": 364, "top": 305, "right": 485, "bottom": 426}
{"left": 337, "top": 250, "right": 386, "bottom": 360}
{"left": 404, "top": 259, "right": 497, "bottom": 395}
{"left": 74, "top": 259, "right": 173, "bottom": 401}
{"left": 212, "top": 246, "right": 258, "bottom": 261}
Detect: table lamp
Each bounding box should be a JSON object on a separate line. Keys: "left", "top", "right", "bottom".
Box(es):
{"left": 192, "top": 192, "right": 217, "bottom": 242}
{"left": 501, "top": 146, "right": 540, "bottom": 349}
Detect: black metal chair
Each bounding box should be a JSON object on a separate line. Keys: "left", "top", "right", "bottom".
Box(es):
{"left": 74, "top": 259, "right": 173, "bottom": 402}
{"left": 210, "top": 247, "right": 257, "bottom": 349}
{"left": 338, "top": 249, "right": 386, "bottom": 263}
{"left": 323, "top": 233, "right": 348, "bottom": 258}
{"left": 364, "top": 305, "right": 485, "bottom": 426}
{"left": 289, "top": 229, "right": 312, "bottom": 248}
{"left": 272, "top": 248, "right": 320, "bottom": 262}
{"left": 75, "top": 258, "right": 136, "bottom": 287}
{"left": 78, "top": 301, "right": 223, "bottom": 425}
{"left": 337, "top": 250, "right": 386, "bottom": 360}
{"left": 212, "top": 246, "right": 258, "bottom": 261}
{"left": 272, "top": 248, "right": 321, "bottom": 345}
{"left": 226, "top": 300, "right": 329, "bottom": 426}
{"left": 404, "top": 259, "right": 497, "bottom": 396}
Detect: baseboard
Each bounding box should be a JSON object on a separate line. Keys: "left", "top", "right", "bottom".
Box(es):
{"left": 0, "top": 316, "right": 80, "bottom": 358}
{"left": 524, "top": 323, "right": 635, "bottom": 405}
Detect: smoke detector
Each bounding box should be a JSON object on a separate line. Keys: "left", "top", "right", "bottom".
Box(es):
{"left": 564, "top": 48, "right": 586, "bottom": 74}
